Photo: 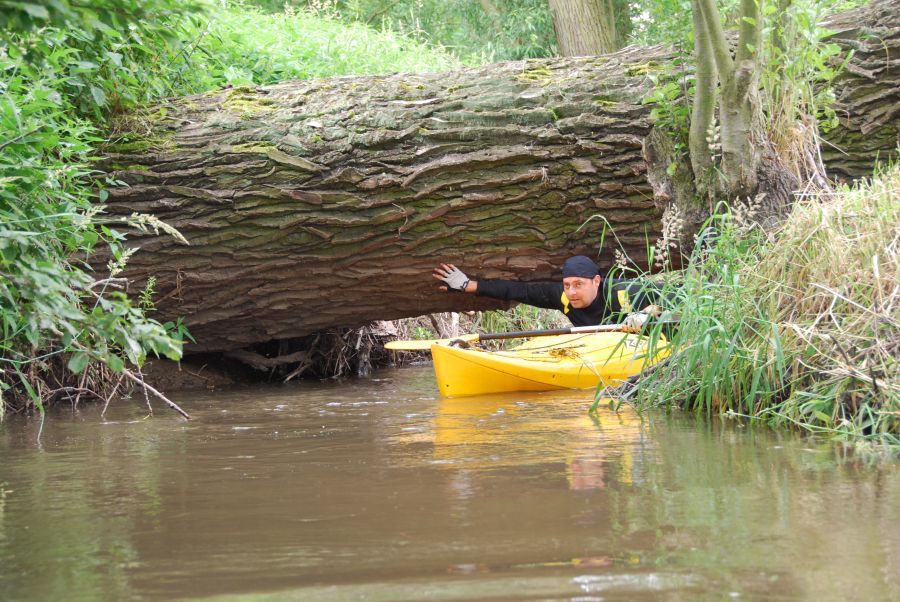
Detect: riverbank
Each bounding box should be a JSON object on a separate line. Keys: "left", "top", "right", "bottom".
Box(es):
{"left": 632, "top": 166, "right": 899, "bottom": 447}
{"left": 3, "top": 3, "right": 896, "bottom": 451}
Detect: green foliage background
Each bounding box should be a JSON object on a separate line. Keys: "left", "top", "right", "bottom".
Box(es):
{"left": 246, "top": 0, "right": 558, "bottom": 62}
{"left": 0, "top": 1, "right": 201, "bottom": 414}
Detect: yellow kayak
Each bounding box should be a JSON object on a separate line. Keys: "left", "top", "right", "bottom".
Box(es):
{"left": 431, "top": 332, "right": 669, "bottom": 397}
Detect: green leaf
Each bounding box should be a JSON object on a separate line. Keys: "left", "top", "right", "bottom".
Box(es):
{"left": 813, "top": 410, "right": 831, "bottom": 423}
{"left": 741, "top": 16, "right": 757, "bottom": 27}
{"left": 822, "top": 43, "right": 842, "bottom": 57}
{"left": 106, "top": 354, "right": 125, "bottom": 373}
{"left": 16, "top": 370, "right": 43, "bottom": 414}
{"left": 106, "top": 51, "right": 124, "bottom": 67}
{"left": 90, "top": 85, "right": 108, "bottom": 107}
{"left": 20, "top": 3, "right": 50, "bottom": 19}
{"left": 67, "top": 351, "right": 90, "bottom": 374}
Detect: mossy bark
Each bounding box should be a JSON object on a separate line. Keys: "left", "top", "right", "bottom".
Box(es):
{"left": 99, "top": 0, "right": 898, "bottom": 353}
{"left": 820, "top": 1, "right": 900, "bottom": 182}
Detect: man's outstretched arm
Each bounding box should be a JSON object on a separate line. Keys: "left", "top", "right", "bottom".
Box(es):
{"left": 433, "top": 264, "right": 563, "bottom": 310}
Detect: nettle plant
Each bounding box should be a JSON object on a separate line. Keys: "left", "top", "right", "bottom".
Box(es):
{"left": 0, "top": 1, "right": 203, "bottom": 415}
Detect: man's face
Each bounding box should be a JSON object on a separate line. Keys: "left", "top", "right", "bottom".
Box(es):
{"left": 563, "top": 275, "right": 601, "bottom": 308}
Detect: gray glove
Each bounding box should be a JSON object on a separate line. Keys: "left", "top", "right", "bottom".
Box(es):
{"left": 623, "top": 312, "right": 649, "bottom": 330}
{"left": 440, "top": 266, "right": 470, "bottom": 292}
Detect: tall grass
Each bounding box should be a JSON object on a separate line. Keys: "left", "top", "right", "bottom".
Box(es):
{"left": 633, "top": 166, "right": 899, "bottom": 447}
{"left": 295, "top": 0, "right": 557, "bottom": 64}
{"left": 171, "top": 3, "right": 460, "bottom": 91}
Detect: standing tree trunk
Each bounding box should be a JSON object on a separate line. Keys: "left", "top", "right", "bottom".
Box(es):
{"left": 690, "top": 0, "right": 764, "bottom": 202}
{"left": 98, "top": 0, "right": 899, "bottom": 353}
{"left": 548, "top": 0, "right": 622, "bottom": 55}
{"left": 687, "top": 0, "right": 717, "bottom": 201}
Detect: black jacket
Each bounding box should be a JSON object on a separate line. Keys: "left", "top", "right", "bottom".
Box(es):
{"left": 476, "top": 278, "right": 662, "bottom": 327}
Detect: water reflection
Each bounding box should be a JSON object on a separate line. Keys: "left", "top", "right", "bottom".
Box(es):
{"left": 425, "top": 394, "right": 645, "bottom": 492}
{"left": 0, "top": 367, "right": 897, "bottom": 601}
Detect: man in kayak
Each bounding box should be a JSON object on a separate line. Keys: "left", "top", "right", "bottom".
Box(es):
{"left": 433, "top": 255, "right": 661, "bottom": 329}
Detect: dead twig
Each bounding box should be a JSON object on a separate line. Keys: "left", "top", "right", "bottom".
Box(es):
{"left": 137, "top": 365, "right": 153, "bottom": 416}
{"left": 47, "top": 386, "right": 97, "bottom": 402}
{"left": 73, "top": 369, "right": 88, "bottom": 409}
{"left": 122, "top": 369, "right": 190, "bottom": 419}
{"left": 101, "top": 374, "right": 126, "bottom": 418}
{"left": 88, "top": 277, "right": 130, "bottom": 290}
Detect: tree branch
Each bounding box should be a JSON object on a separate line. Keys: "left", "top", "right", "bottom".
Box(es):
{"left": 689, "top": 0, "right": 718, "bottom": 184}
{"left": 733, "top": 0, "right": 762, "bottom": 102}
{"left": 0, "top": 126, "right": 43, "bottom": 152}
{"left": 695, "top": 0, "right": 734, "bottom": 77}
{"left": 736, "top": 0, "right": 762, "bottom": 63}
{"left": 121, "top": 369, "right": 191, "bottom": 419}
{"left": 224, "top": 349, "right": 310, "bottom": 371}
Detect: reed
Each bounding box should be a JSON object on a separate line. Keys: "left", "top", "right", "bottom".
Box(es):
{"left": 634, "top": 165, "right": 899, "bottom": 447}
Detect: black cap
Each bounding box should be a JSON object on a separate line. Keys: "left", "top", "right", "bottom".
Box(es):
{"left": 561, "top": 255, "right": 599, "bottom": 278}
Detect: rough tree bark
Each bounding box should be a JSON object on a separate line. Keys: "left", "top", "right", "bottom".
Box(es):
{"left": 819, "top": 3, "right": 900, "bottom": 182}
{"left": 99, "top": 0, "right": 898, "bottom": 353}
{"left": 548, "top": 0, "right": 622, "bottom": 56}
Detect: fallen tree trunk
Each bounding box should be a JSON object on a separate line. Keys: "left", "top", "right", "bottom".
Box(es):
{"left": 99, "top": 0, "right": 898, "bottom": 352}
{"left": 101, "top": 49, "right": 668, "bottom": 352}
{"left": 820, "top": 2, "right": 899, "bottom": 181}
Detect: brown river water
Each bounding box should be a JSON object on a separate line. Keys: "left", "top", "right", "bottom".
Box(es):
{"left": 0, "top": 366, "right": 898, "bottom": 601}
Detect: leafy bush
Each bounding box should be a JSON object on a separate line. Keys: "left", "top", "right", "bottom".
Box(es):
{"left": 0, "top": 1, "right": 211, "bottom": 415}
{"left": 276, "top": 0, "right": 558, "bottom": 63}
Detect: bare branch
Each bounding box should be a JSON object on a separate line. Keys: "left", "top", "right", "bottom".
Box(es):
{"left": 122, "top": 369, "right": 191, "bottom": 419}
{"left": 101, "top": 374, "right": 126, "bottom": 418}
{"left": 224, "top": 349, "right": 310, "bottom": 371}
{"left": 88, "top": 277, "right": 130, "bottom": 290}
